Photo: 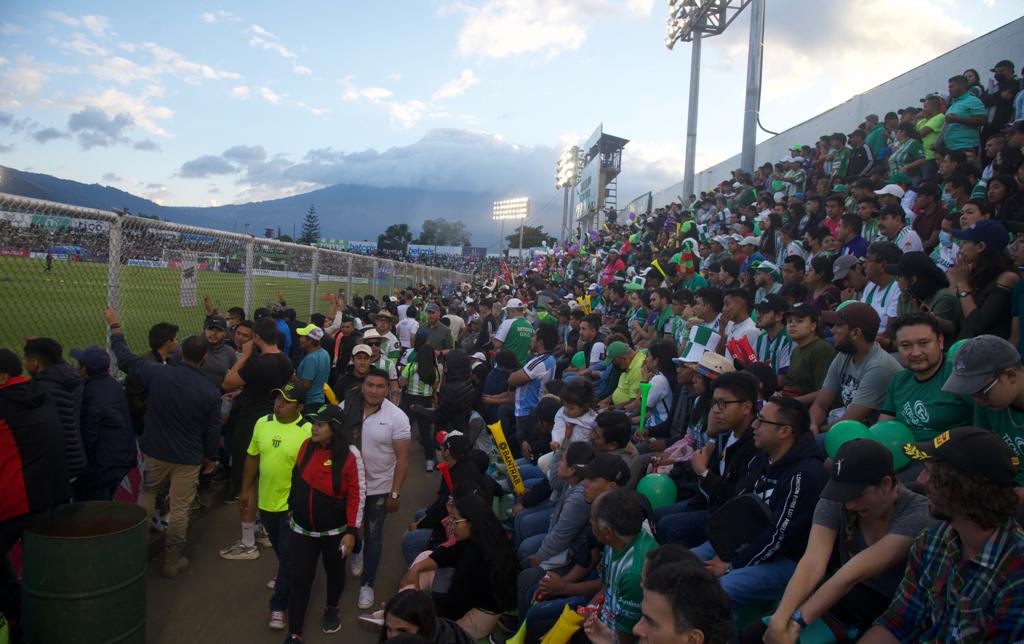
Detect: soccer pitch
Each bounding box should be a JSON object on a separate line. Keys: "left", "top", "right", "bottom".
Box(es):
{"left": 0, "top": 255, "right": 368, "bottom": 355}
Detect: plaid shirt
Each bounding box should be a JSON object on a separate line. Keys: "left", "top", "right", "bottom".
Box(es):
{"left": 875, "top": 518, "right": 1024, "bottom": 642}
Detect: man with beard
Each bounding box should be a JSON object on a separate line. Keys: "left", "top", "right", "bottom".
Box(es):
{"left": 860, "top": 427, "right": 1023, "bottom": 642}
{"left": 860, "top": 242, "right": 903, "bottom": 335}
{"left": 810, "top": 304, "right": 902, "bottom": 434}
{"left": 878, "top": 314, "right": 973, "bottom": 443}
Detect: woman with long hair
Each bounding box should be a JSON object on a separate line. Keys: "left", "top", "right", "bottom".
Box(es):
{"left": 891, "top": 252, "right": 958, "bottom": 342}
{"left": 948, "top": 219, "right": 1020, "bottom": 339}
{"left": 373, "top": 589, "right": 473, "bottom": 643}
{"left": 640, "top": 340, "right": 677, "bottom": 435}
{"left": 803, "top": 255, "right": 841, "bottom": 314}
{"left": 398, "top": 494, "right": 520, "bottom": 640}
{"left": 760, "top": 212, "right": 783, "bottom": 264}
{"left": 401, "top": 335, "right": 440, "bottom": 470}
{"left": 987, "top": 174, "right": 1024, "bottom": 225}
{"left": 284, "top": 406, "right": 366, "bottom": 642}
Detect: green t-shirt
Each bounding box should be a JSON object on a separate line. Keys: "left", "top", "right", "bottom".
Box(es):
{"left": 786, "top": 337, "right": 836, "bottom": 395}
{"left": 916, "top": 114, "right": 945, "bottom": 160}
{"left": 498, "top": 317, "right": 535, "bottom": 365}
{"left": 612, "top": 350, "right": 647, "bottom": 405}
{"left": 599, "top": 530, "right": 658, "bottom": 633}
{"left": 880, "top": 357, "right": 973, "bottom": 441}
{"left": 247, "top": 414, "right": 312, "bottom": 512}
{"left": 678, "top": 273, "right": 708, "bottom": 290}
{"left": 971, "top": 404, "right": 1024, "bottom": 486}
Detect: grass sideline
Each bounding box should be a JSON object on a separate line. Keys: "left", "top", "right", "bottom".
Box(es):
{"left": 0, "top": 255, "right": 394, "bottom": 356}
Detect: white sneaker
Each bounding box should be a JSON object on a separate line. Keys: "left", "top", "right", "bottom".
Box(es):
{"left": 357, "top": 585, "right": 375, "bottom": 610}
{"left": 425, "top": 459, "right": 436, "bottom": 472}
{"left": 219, "top": 540, "right": 260, "bottom": 560}
{"left": 349, "top": 550, "right": 364, "bottom": 577}
{"left": 358, "top": 611, "right": 385, "bottom": 634}
{"left": 268, "top": 610, "right": 286, "bottom": 630}
{"left": 266, "top": 577, "right": 276, "bottom": 590}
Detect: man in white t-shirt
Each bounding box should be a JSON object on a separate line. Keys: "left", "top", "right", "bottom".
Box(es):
{"left": 717, "top": 288, "right": 760, "bottom": 361}
{"left": 443, "top": 313, "right": 465, "bottom": 347}
{"left": 395, "top": 305, "right": 419, "bottom": 350}
{"left": 396, "top": 292, "right": 413, "bottom": 321}
{"left": 860, "top": 241, "right": 903, "bottom": 334}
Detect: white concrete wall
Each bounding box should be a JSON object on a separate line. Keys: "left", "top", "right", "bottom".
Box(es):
{"left": 650, "top": 17, "right": 1024, "bottom": 208}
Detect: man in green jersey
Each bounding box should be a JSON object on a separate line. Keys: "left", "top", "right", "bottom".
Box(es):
{"left": 878, "top": 313, "right": 972, "bottom": 442}
{"left": 753, "top": 295, "right": 793, "bottom": 381}
{"left": 237, "top": 383, "right": 312, "bottom": 630}
{"left": 942, "top": 334, "right": 1024, "bottom": 492}
{"left": 494, "top": 297, "right": 535, "bottom": 365}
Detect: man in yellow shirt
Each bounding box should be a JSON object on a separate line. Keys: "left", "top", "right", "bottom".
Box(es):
{"left": 599, "top": 341, "right": 646, "bottom": 412}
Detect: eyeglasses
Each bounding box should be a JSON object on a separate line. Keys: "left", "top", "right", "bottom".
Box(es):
{"left": 755, "top": 414, "right": 790, "bottom": 428}
{"left": 973, "top": 374, "right": 1001, "bottom": 400}
{"left": 711, "top": 399, "right": 744, "bottom": 411}
{"left": 365, "top": 341, "right": 381, "bottom": 347}
{"left": 451, "top": 518, "right": 467, "bottom": 525}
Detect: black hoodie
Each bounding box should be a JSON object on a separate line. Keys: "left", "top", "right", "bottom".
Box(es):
{"left": 730, "top": 433, "right": 827, "bottom": 569}
{"left": 417, "top": 351, "right": 475, "bottom": 434}
{"left": 33, "top": 361, "right": 85, "bottom": 480}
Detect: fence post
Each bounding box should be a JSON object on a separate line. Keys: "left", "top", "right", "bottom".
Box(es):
{"left": 346, "top": 255, "right": 353, "bottom": 299}
{"left": 244, "top": 236, "right": 254, "bottom": 318}
{"left": 309, "top": 245, "right": 319, "bottom": 318}
{"left": 372, "top": 258, "right": 379, "bottom": 299}
{"left": 106, "top": 214, "right": 123, "bottom": 314}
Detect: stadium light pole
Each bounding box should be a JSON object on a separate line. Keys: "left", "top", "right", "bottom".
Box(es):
{"left": 492, "top": 197, "right": 529, "bottom": 262}
{"left": 555, "top": 146, "right": 580, "bottom": 243}
{"left": 665, "top": 0, "right": 757, "bottom": 191}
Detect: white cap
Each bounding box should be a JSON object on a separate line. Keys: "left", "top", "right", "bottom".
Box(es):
{"left": 874, "top": 184, "right": 905, "bottom": 199}
{"left": 504, "top": 297, "right": 525, "bottom": 309}
{"left": 470, "top": 352, "right": 487, "bottom": 363}
{"left": 740, "top": 235, "right": 760, "bottom": 246}
{"left": 352, "top": 344, "right": 372, "bottom": 356}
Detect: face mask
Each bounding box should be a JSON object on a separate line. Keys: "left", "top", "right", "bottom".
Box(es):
{"left": 939, "top": 231, "right": 954, "bottom": 247}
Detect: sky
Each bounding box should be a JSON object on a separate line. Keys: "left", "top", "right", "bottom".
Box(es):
{"left": 0, "top": 0, "right": 1021, "bottom": 237}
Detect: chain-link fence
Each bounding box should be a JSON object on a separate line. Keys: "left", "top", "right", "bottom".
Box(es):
{"left": 0, "top": 192, "right": 472, "bottom": 356}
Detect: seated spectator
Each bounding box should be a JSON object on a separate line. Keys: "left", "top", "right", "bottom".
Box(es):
{"left": 550, "top": 380, "right": 598, "bottom": 450}
{"left": 879, "top": 314, "right": 973, "bottom": 443}
{"left": 860, "top": 241, "right": 903, "bottom": 335}
{"left": 23, "top": 337, "right": 85, "bottom": 483}
{"left": 878, "top": 205, "right": 922, "bottom": 253}
{"left": 838, "top": 213, "right": 868, "bottom": 258}
{"left": 861, "top": 427, "right": 1023, "bottom": 642}
{"left": 691, "top": 396, "right": 827, "bottom": 624}
{"left": 948, "top": 219, "right": 1019, "bottom": 340}
{"left": 744, "top": 438, "right": 934, "bottom": 643}
{"left": 988, "top": 174, "right": 1024, "bottom": 224}
{"left": 520, "top": 442, "right": 596, "bottom": 566}
{"left": 626, "top": 561, "right": 731, "bottom": 644}
{"left": 638, "top": 341, "right": 676, "bottom": 436}
{"left": 811, "top": 303, "right": 903, "bottom": 433}
{"left": 371, "top": 589, "right": 473, "bottom": 643}
{"left": 591, "top": 410, "right": 644, "bottom": 488}
{"left": 719, "top": 288, "right": 759, "bottom": 360}
{"left": 890, "top": 252, "right": 958, "bottom": 343}
{"left": 399, "top": 493, "right": 519, "bottom": 640}
{"left": 801, "top": 256, "right": 841, "bottom": 314}
{"left": 752, "top": 294, "right": 793, "bottom": 379}
{"left": 598, "top": 341, "right": 645, "bottom": 412}
{"left": 780, "top": 303, "right": 836, "bottom": 403}
{"left": 911, "top": 181, "right": 946, "bottom": 252}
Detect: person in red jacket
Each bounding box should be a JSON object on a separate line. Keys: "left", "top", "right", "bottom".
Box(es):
{"left": 0, "top": 348, "right": 69, "bottom": 636}
{"left": 284, "top": 405, "right": 366, "bottom": 643}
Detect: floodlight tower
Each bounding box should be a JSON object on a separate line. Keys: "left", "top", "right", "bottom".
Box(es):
{"left": 665, "top": 0, "right": 763, "bottom": 193}
{"left": 492, "top": 197, "right": 530, "bottom": 261}
{"left": 555, "top": 146, "right": 581, "bottom": 243}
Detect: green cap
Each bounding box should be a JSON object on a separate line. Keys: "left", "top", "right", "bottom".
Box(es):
{"left": 886, "top": 172, "right": 911, "bottom": 185}
{"left": 602, "top": 340, "right": 630, "bottom": 366}
{"left": 833, "top": 184, "right": 848, "bottom": 194}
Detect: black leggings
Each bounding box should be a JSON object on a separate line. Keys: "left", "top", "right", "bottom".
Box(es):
{"left": 288, "top": 531, "right": 345, "bottom": 636}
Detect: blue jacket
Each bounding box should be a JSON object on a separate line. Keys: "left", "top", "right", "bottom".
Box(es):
{"left": 111, "top": 333, "right": 220, "bottom": 465}
{"left": 80, "top": 372, "right": 137, "bottom": 482}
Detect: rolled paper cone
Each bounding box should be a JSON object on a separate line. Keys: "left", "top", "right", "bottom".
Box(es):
{"left": 436, "top": 461, "right": 453, "bottom": 492}
{"left": 638, "top": 381, "right": 653, "bottom": 432}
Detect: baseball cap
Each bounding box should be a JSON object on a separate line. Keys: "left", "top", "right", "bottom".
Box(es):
{"left": 296, "top": 323, "right": 324, "bottom": 341}
{"left": 903, "top": 427, "right": 1019, "bottom": 487}
{"left": 831, "top": 254, "right": 861, "bottom": 281}
{"left": 273, "top": 382, "right": 308, "bottom": 404}
{"left": 739, "top": 235, "right": 760, "bottom": 247}
{"left": 695, "top": 351, "right": 734, "bottom": 379}
{"left": 785, "top": 302, "right": 819, "bottom": 321}
{"left": 754, "top": 293, "right": 789, "bottom": 314}
{"left": 469, "top": 351, "right": 487, "bottom": 363}
{"left": 602, "top": 340, "right": 631, "bottom": 366}
{"left": 424, "top": 303, "right": 441, "bottom": 313}
{"left": 204, "top": 315, "right": 228, "bottom": 331}
{"left": 70, "top": 345, "right": 110, "bottom": 375}
{"left": 874, "top": 184, "right": 905, "bottom": 199}
{"left": 820, "top": 302, "right": 880, "bottom": 334}
{"left": 951, "top": 219, "right": 1009, "bottom": 252}
{"left": 885, "top": 173, "right": 911, "bottom": 186}
{"left": 351, "top": 343, "right": 372, "bottom": 357}
{"left": 821, "top": 438, "right": 894, "bottom": 502}
{"left": 442, "top": 433, "right": 470, "bottom": 456}
{"left": 583, "top": 453, "right": 632, "bottom": 486}
{"left": 504, "top": 298, "right": 525, "bottom": 310}
{"left": 308, "top": 404, "right": 345, "bottom": 427}
{"left": 754, "top": 261, "right": 781, "bottom": 280}
{"left": 941, "top": 334, "right": 1020, "bottom": 395}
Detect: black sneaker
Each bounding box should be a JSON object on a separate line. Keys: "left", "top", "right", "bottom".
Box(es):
{"left": 322, "top": 606, "right": 341, "bottom": 633}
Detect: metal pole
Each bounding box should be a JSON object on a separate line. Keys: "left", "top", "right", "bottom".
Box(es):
{"left": 740, "top": 0, "right": 765, "bottom": 174}
{"left": 308, "top": 245, "right": 319, "bottom": 317}
{"left": 243, "top": 236, "right": 254, "bottom": 318}
{"left": 568, "top": 189, "right": 576, "bottom": 241}
{"left": 346, "top": 254, "right": 353, "bottom": 299}
{"left": 500, "top": 218, "right": 505, "bottom": 258}
{"left": 106, "top": 214, "right": 122, "bottom": 314}
{"left": 518, "top": 219, "right": 525, "bottom": 262}
{"left": 372, "top": 258, "right": 379, "bottom": 299}
{"left": 683, "top": 30, "right": 702, "bottom": 200}
{"left": 560, "top": 185, "right": 570, "bottom": 243}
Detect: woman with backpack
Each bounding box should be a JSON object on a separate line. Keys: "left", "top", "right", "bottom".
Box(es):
{"left": 284, "top": 406, "right": 366, "bottom": 643}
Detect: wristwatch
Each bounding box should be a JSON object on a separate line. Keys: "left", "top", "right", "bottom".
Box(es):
{"left": 390, "top": 492, "right": 400, "bottom": 500}
{"left": 791, "top": 609, "right": 808, "bottom": 629}
{"left": 957, "top": 290, "right": 973, "bottom": 298}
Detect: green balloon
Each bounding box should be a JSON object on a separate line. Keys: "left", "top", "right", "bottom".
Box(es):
{"left": 824, "top": 420, "right": 871, "bottom": 459}
{"left": 869, "top": 420, "right": 916, "bottom": 470}
{"left": 571, "top": 351, "right": 586, "bottom": 368}
{"left": 946, "top": 338, "right": 968, "bottom": 361}
{"left": 636, "top": 473, "right": 677, "bottom": 509}
{"left": 771, "top": 179, "right": 784, "bottom": 191}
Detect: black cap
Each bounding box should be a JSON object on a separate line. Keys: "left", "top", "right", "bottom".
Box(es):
{"left": 886, "top": 251, "right": 939, "bottom": 277}
{"left": 583, "top": 453, "right": 632, "bottom": 486}
{"left": 535, "top": 397, "right": 563, "bottom": 424}
{"left": 442, "top": 432, "right": 470, "bottom": 457}
{"left": 903, "top": 426, "right": 1020, "bottom": 487}
{"left": 785, "top": 302, "right": 819, "bottom": 321}
{"left": 755, "top": 293, "right": 789, "bottom": 314}
{"left": 991, "top": 59, "right": 1015, "bottom": 71}
{"left": 307, "top": 404, "right": 344, "bottom": 427}
{"left": 273, "top": 382, "right": 308, "bottom": 404}
{"left": 821, "top": 439, "right": 894, "bottom": 502}
{"left": 205, "top": 315, "right": 228, "bottom": 330}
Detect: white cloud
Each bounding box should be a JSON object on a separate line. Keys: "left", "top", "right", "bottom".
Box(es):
{"left": 88, "top": 56, "right": 153, "bottom": 84}
{"left": 56, "top": 34, "right": 110, "bottom": 57}
{"left": 293, "top": 64, "right": 313, "bottom": 75}
{"left": 248, "top": 34, "right": 297, "bottom": 60}
{"left": 45, "top": 11, "right": 81, "bottom": 27}
{"left": 259, "top": 86, "right": 284, "bottom": 104}
{"left": 341, "top": 78, "right": 394, "bottom": 101}
{"left": 432, "top": 69, "right": 480, "bottom": 100}
{"left": 387, "top": 100, "right": 429, "bottom": 129}
{"left": 247, "top": 25, "right": 313, "bottom": 75}
{"left": 68, "top": 87, "right": 174, "bottom": 137}
{"left": 231, "top": 84, "right": 251, "bottom": 99}
{"left": 250, "top": 24, "right": 276, "bottom": 38}
{"left": 0, "top": 54, "right": 77, "bottom": 108}
{"left": 0, "top": 23, "right": 25, "bottom": 36}
{"left": 200, "top": 10, "right": 240, "bottom": 23}
{"left": 139, "top": 42, "right": 241, "bottom": 83}
{"left": 81, "top": 15, "right": 111, "bottom": 37}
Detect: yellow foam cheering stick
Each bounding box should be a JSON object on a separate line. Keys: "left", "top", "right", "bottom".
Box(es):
{"left": 488, "top": 420, "right": 525, "bottom": 495}
{"left": 323, "top": 383, "right": 338, "bottom": 405}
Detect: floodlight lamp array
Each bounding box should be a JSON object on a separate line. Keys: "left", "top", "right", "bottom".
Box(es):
{"left": 492, "top": 197, "right": 529, "bottom": 220}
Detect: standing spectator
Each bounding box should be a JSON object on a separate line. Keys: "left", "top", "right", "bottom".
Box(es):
{"left": 507, "top": 326, "right": 558, "bottom": 459}
{"left": 409, "top": 351, "right": 476, "bottom": 469}
{"left": 194, "top": 315, "right": 235, "bottom": 390}
{"left": 948, "top": 219, "right": 1019, "bottom": 340}
{"left": 372, "top": 310, "right": 402, "bottom": 363}
{"left": 334, "top": 343, "right": 373, "bottom": 399}
{"left": 0, "top": 348, "right": 69, "bottom": 633}
{"left": 916, "top": 95, "right": 946, "bottom": 180}
{"left": 23, "top": 337, "right": 85, "bottom": 483}
{"left": 124, "top": 322, "right": 178, "bottom": 435}
{"left": 70, "top": 345, "right": 136, "bottom": 501}
{"left": 887, "top": 124, "right": 925, "bottom": 179}
{"left": 285, "top": 405, "right": 365, "bottom": 642}
{"left": 981, "top": 59, "right": 1021, "bottom": 147}
{"left": 423, "top": 304, "right": 453, "bottom": 356}
{"left": 864, "top": 114, "right": 887, "bottom": 158}
{"left": 396, "top": 305, "right": 420, "bottom": 351}
{"left": 295, "top": 323, "right": 330, "bottom": 414}
{"left": 846, "top": 129, "right": 875, "bottom": 178}
{"left": 106, "top": 308, "right": 219, "bottom": 578}
{"left": 344, "top": 368, "right": 411, "bottom": 611}
{"left": 943, "top": 75, "right": 987, "bottom": 153}
{"left": 861, "top": 428, "right": 1023, "bottom": 642}
{"left": 400, "top": 336, "right": 439, "bottom": 469}
{"left": 493, "top": 298, "right": 534, "bottom": 365}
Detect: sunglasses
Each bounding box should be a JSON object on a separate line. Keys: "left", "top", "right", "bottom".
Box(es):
{"left": 973, "top": 374, "right": 1001, "bottom": 400}
{"left": 365, "top": 341, "right": 381, "bottom": 347}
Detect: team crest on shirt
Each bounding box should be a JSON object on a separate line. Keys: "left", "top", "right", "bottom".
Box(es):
{"left": 272, "top": 436, "right": 282, "bottom": 448}
{"left": 323, "top": 459, "right": 332, "bottom": 466}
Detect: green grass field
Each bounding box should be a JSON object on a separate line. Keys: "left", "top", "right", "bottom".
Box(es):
{"left": 0, "top": 255, "right": 397, "bottom": 356}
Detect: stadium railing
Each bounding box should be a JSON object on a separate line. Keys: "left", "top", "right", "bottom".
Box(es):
{"left": 0, "top": 192, "right": 472, "bottom": 354}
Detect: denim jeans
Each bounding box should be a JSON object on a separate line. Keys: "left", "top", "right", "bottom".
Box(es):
{"left": 656, "top": 509, "right": 709, "bottom": 547}
{"left": 517, "top": 532, "right": 547, "bottom": 561}
{"left": 360, "top": 493, "right": 388, "bottom": 586}
{"left": 513, "top": 501, "right": 554, "bottom": 546}
{"left": 691, "top": 541, "right": 797, "bottom": 623}
{"left": 401, "top": 529, "right": 433, "bottom": 566}
{"left": 259, "top": 509, "right": 292, "bottom": 611}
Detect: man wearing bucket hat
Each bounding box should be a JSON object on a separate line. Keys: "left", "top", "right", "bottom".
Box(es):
{"left": 940, "top": 334, "right": 1024, "bottom": 488}
{"left": 861, "top": 427, "right": 1023, "bottom": 642}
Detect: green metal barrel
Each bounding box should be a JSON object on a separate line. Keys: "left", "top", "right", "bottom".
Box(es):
{"left": 22, "top": 501, "right": 147, "bottom": 643}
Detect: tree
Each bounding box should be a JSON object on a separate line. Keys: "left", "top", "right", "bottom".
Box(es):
{"left": 378, "top": 223, "right": 413, "bottom": 251}
{"left": 415, "top": 218, "right": 471, "bottom": 246}
{"left": 299, "top": 205, "right": 320, "bottom": 244}
{"left": 278, "top": 234, "right": 294, "bottom": 243}
{"left": 506, "top": 224, "right": 555, "bottom": 250}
